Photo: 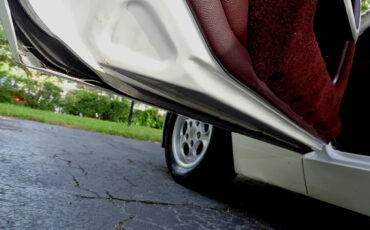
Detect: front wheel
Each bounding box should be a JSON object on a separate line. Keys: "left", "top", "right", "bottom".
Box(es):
{"left": 164, "top": 113, "right": 235, "bottom": 185}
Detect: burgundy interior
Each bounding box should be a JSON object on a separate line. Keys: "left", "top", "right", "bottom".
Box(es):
{"left": 187, "top": 0, "right": 355, "bottom": 142}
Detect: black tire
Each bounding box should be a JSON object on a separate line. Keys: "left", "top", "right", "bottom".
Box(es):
{"left": 164, "top": 113, "right": 236, "bottom": 185}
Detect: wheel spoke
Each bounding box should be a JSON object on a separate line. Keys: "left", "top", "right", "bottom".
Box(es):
{"left": 187, "top": 119, "right": 192, "bottom": 129}
{"left": 200, "top": 133, "right": 210, "bottom": 143}
{"left": 190, "top": 148, "right": 197, "bottom": 158}
{"left": 190, "top": 141, "right": 198, "bottom": 155}
{"left": 180, "top": 135, "right": 186, "bottom": 145}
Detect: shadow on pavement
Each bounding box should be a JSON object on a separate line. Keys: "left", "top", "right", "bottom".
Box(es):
{"left": 184, "top": 176, "right": 370, "bottom": 229}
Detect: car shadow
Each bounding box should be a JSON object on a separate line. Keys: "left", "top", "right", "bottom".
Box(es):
{"left": 184, "top": 176, "right": 370, "bottom": 229}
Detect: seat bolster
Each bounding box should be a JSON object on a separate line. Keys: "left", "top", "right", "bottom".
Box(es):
{"left": 220, "top": 0, "right": 249, "bottom": 45}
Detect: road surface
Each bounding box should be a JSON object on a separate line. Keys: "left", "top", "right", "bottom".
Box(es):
{"left": 0, "top": 117, "right": 369, "bottom": 229}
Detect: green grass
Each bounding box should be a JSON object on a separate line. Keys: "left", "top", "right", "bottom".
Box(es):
{"left": 0, "top": 103, "right": 162, "bottom": 142}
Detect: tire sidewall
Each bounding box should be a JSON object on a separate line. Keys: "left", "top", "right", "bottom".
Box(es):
{"left": 165, "top": 114, "right": 197, "bottom": 180}
{"left": 164, "top": 113, "right": 235, "bottom": 183}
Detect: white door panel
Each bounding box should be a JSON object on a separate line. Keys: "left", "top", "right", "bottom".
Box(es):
{"left": 303, "top": 145, "right": 370, "bottom": 216}
{"left": 232, "top": 133, "right": 307, "bottom": 195}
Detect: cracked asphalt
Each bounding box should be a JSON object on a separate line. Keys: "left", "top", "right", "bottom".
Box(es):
{"left": 1, "top": 117, "right": 370, "bottom": 229}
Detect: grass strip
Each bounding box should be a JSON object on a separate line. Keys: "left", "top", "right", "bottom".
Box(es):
{"left": 0, "top": 103, "right": 162, "bottom": 142}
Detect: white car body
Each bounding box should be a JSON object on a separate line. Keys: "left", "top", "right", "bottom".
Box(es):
{"left": 1, "top": 0, "right": 369, "bottom": 216}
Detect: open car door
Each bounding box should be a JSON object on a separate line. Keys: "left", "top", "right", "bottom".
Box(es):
{"left": 0, "top": 0, "right": 362, "bottom": 153}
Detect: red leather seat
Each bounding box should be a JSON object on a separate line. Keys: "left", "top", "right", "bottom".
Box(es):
{"left": 188, "top": 0, "right": 355, "bottom": 141}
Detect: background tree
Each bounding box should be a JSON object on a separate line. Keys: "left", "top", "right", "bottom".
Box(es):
{"left": 363, "top": 0, "right": 370, "bottom": 12}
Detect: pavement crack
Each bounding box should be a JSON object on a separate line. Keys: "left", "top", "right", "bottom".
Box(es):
{"left": 72, "top": 176, "right": 80, "bottom": 187}
{"left": 122, "top": 176, "right": 136, "bottom": 187}
{"left": 74, "top": 192, "right": 233, "bottom": 214}
{"left": 105, "top": 191, "right": 176, "bottom": 206}
{"left": 52, "top": 154, "right": 72, "bottom": 167}
{"left": 71, "top": 176, "right": 102, "bottom": 199}
{"left": 73, "top": 186, "right": 231, "bottom": 214}
{"left": 75, "top": 195, "right": 100, "bottom": 200}
{"left": 78, "top": 165, "right": 88, "bottom": 176}
{"left": 75, "top": 192, "right": 178, "bottom": 207}
{"left": 54, "top": 154, "right": 87, "bottom": 176}
{"left": 114, "top": 216, "right": 135, "bottom": 230}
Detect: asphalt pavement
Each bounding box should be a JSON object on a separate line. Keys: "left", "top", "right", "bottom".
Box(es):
{"left": 1, "top": 117, "right": 370, "bottom": 230}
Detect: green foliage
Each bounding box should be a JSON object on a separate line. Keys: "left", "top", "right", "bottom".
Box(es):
{"left": 363, "top": 0, "right": 370, "bottom": 12}
{"left": 62, "top": 90, "right": 131, "bottom": 122}
{"left": 0, "top": 75, "right": 63, "bottom": 111}
{"left": 1, "top": 21, "right": 64, "bottom": 112}
{"left": 103, "top": 99, "right": 131, "bottom": 122}
{"left": 133, "top": 108, "right": 164, "bottom": 129}
{"left": 61, "top": 90, "right": 164, "bottom": 128}
{"left": 0, "top": 85, "right": 14, "bottom": 103}
{"left": 0, "top": 22, "right": 14, "bottom": 65}
{"left": 36, "top": 82, "right": 63, "bottom": 111}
